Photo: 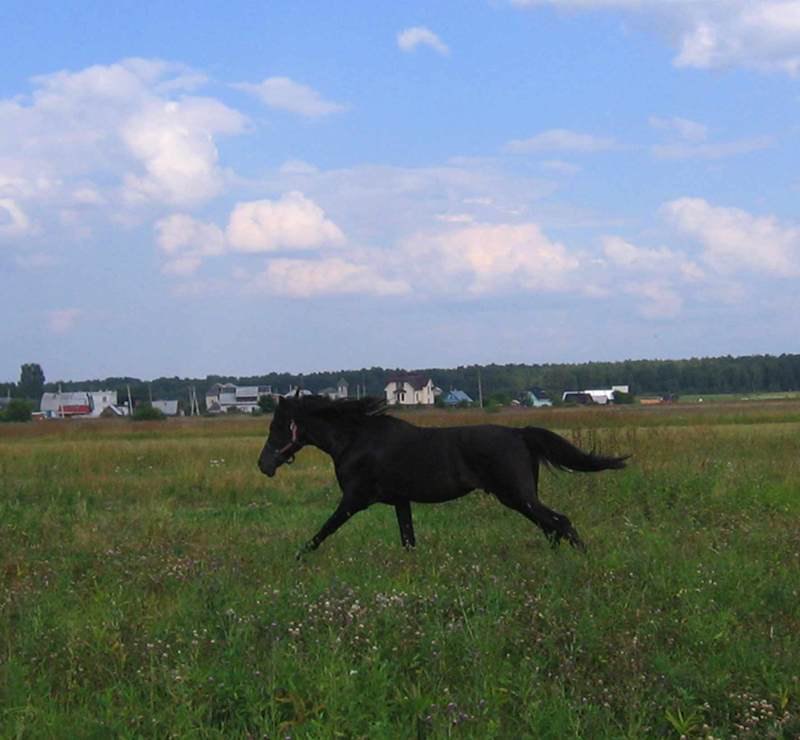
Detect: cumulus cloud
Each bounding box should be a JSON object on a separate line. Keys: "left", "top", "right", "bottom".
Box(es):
{"left": 0, "top": 58, "right": 247, "bottom": 237}
{"left": 662, "top": 197, "right": 800, "bottom": 275}
{"left": 155, "top": 192, "right": 346, "bottom": 276}
{"left": 226, "top": 192, "right": 345, "bottom": 253}
{"left": 121, "top": 97, "right": 245, "bottom": 204}
{"left": 403, "top": 222, "right": 580, "bottom": 294}
{"left": 249, "top": 257, "right": 410, "bottom": 297}
{"left": 603, "top": 235, "right": 703, "bottom": 279}
{"left": 510, "top": 1, "right": 800, "bottom": 74}
{"left": 506, "top": 129, "right": 617, "bottom": 153}
{"left": 397, "top": 26, "right": 450, "bottom": 56}
{"left": 234, "top": 77, "right": 346, "bottom": 117}
{"left": 155, "top": 213, "right": 226, "bottom": 275}
{"left": 47, "top": 308, "right": 82, "bottom": 334}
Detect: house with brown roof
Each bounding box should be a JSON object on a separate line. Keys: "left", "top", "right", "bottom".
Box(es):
{"left": 384, "top": 374, "right": 436, "bottom": 406}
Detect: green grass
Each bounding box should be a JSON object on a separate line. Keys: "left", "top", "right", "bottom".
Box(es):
{"left": 1, "top": 406, "right": 799, "bottom": 738}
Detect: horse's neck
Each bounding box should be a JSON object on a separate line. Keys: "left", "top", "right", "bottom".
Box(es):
{"left": 304, "top": 416, "right": 354, "bottom": 460}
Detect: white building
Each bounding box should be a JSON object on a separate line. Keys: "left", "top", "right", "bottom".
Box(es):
{"left": 320, "top": 378, "right": 349, "bottom": 400}
{"left": 40, "top": 390, "right": 123, "bottom": 418}
{"left": 562, "top": 385, "right": 630, "bottom": 405}
{"left": 205, "top": 383, "right": 273, "bottom": 414}
{"left": 152, "top": 400, "right": 180, "bottom": 416}
{"left": 385, "top": 375, "right": 436, "bottom": 406}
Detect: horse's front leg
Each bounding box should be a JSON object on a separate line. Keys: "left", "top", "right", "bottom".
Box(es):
{"left": 296, "top": 498, "right": 366, "bottom": 560}
{"left": 394, "top": 500, "right": 416, "bottom": 549}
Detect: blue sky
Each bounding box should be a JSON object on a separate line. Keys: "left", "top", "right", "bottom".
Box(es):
{"left": 2, "top": 0, "right": 799, "bottom": 382}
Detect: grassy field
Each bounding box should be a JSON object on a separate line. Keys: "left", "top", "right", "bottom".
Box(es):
{"left": 1, "top": 404, "right": 799, "bottom": 738}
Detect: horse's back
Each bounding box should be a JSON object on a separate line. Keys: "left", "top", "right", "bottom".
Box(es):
{"left": 363, "top": 421, "right": 533, "bottom": 503}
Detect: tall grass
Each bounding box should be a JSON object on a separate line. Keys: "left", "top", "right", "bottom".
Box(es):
{"left": 1, "top": 404, "right": 798, "bottom": 737}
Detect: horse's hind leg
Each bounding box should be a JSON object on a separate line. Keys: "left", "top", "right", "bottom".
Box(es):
{"left": 507, "top": 498, "right": 585, "bottom": 551}
{"left": 496, "top": 463, "right": 586, "bottom": 552}
{"left": 523, "top": 501, "right": 586, "bottom": 552}
{"left": 394, "top": 501, "right": 416, "bottom": 549}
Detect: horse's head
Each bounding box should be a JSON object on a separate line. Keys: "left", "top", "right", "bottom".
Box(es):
{"left": 258, "top": 396, "right": 302, "bottom": 477}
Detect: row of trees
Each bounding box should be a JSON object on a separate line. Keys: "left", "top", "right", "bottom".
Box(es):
{"left": 4, "top": 353, "right": 800, "bottom": 413}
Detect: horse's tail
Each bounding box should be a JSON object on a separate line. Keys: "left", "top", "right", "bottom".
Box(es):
{"left": 517, "top": 427, "right": 628, "bottom": 472}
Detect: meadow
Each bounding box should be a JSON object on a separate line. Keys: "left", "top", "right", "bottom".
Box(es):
{"left": 1, "top": 403, "right": 799, "bottom": 738}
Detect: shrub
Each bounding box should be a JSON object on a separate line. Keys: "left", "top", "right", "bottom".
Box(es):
{"left": 132, "top": 404, "right": 166, "bottom": 421}
{"left": 0, "top": 399, "right": 33, "bottom": 422}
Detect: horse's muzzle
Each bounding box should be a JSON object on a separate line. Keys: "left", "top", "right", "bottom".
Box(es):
{"left": 258, "top": 452, "right": 277, "bottom": 477}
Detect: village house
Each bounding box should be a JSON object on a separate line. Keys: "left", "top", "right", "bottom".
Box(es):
{"left": 442, "top": 389, "right": 473, "bottom": 406}
{"left": 385, "top": 375, "right": 436, "bottom": 406}
{"left": 562, "top": 385, "right": 630, "bottom": 405}
{"left": 205, "top": 383, "right": 273, "bottom": 414}
{"left": 520, "top": 387, "right": 553, "bottom": 408}
{"left": 319, "top": 378, "right": 349, "bottom": 400}
{"left": 151, "top": 400, "right": 180, "bottom": 416}
{"left": 40, "top": 390, "right": 125, "bottom": 418}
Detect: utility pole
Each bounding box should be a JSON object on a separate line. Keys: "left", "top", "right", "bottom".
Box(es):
{"left": 477, "top": 367, "right": 484, "bottom": 409}
{"left": 127, "top": 384, "right": 134, "bottom": 416}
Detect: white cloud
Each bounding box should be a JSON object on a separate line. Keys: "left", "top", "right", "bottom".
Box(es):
{"left": 155, "top": 213, "right": 225, "bottom": 255}
{"left": 234, "top": 77, "right": 346, "bottom": 117}
{"left": 510, "top": 1, "right": 800, "bottom": 74}
{"left": 506, "top": 129, "right": 617, "bottom": 153}
{"left": 71, "top": 187, "right": 105, "bottom": 205}
{"left": 404, "top": 222, "right": 579, "bottom": 294}
{"left": 648, "top": 116, "right": 708, "bottom": 142}
{"left": 155, "top": 192, "right": 345, "bottom": 274}
{"left": 226, "top": 192, "right": 345, "bottom": 253}
{"left": 663, "top": 197, "right": 800, "bottom": 275}
{"left": 155, "top": 213, "right": 226, "bottom": 275}
{"left": 0, "top": 198, "right": 32, "bottom": 237}
{"left": 540, "top": 160, "right": 582, "bottom": 176}
{"left": 47, "top": 308, "right": 82, "bottom": 334}
{"left": 121, "top": 97, "right": 245, "bottom": 205}
{"left": 250, "top": 257, "right": 410, "bottom": 297}
{"left": 397, "top": 26, "right": 450, "bottom": 56}
{"left": 603, "top": 235, "right": 703, "bottom": 279}
{"left": 648, "top": 115, "right": 773, "bottom": 161}
{"left": 436, "top": 213, "right": 475, "bottom": 224}
{"left": 279, "top": 159, "right": 319, "bottom": 175}
{"left": 652, "top": 137, "right": 773, "bottom": 161}
{"left": 0, "top": 58, "right": 247, "bottom": 237}
{"left": 625, "top": 281, "right": 683, "bottom": 319}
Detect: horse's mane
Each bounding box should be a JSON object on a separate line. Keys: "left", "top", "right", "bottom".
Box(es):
{"left": 295, "top": 395, "right": 387, "bottom": 420}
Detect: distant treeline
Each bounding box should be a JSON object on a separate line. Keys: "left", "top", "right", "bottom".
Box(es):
{"left": 4, "top": 353, "right": 797, "bottom": 410}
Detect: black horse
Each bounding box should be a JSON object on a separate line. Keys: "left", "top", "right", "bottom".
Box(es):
{"left": 258, "top": 395, "right": 627, "bottom": 557}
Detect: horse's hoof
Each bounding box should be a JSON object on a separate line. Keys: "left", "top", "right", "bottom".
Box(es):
{"left": 567, "top": 531, "right": 587, "bottom": 554}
